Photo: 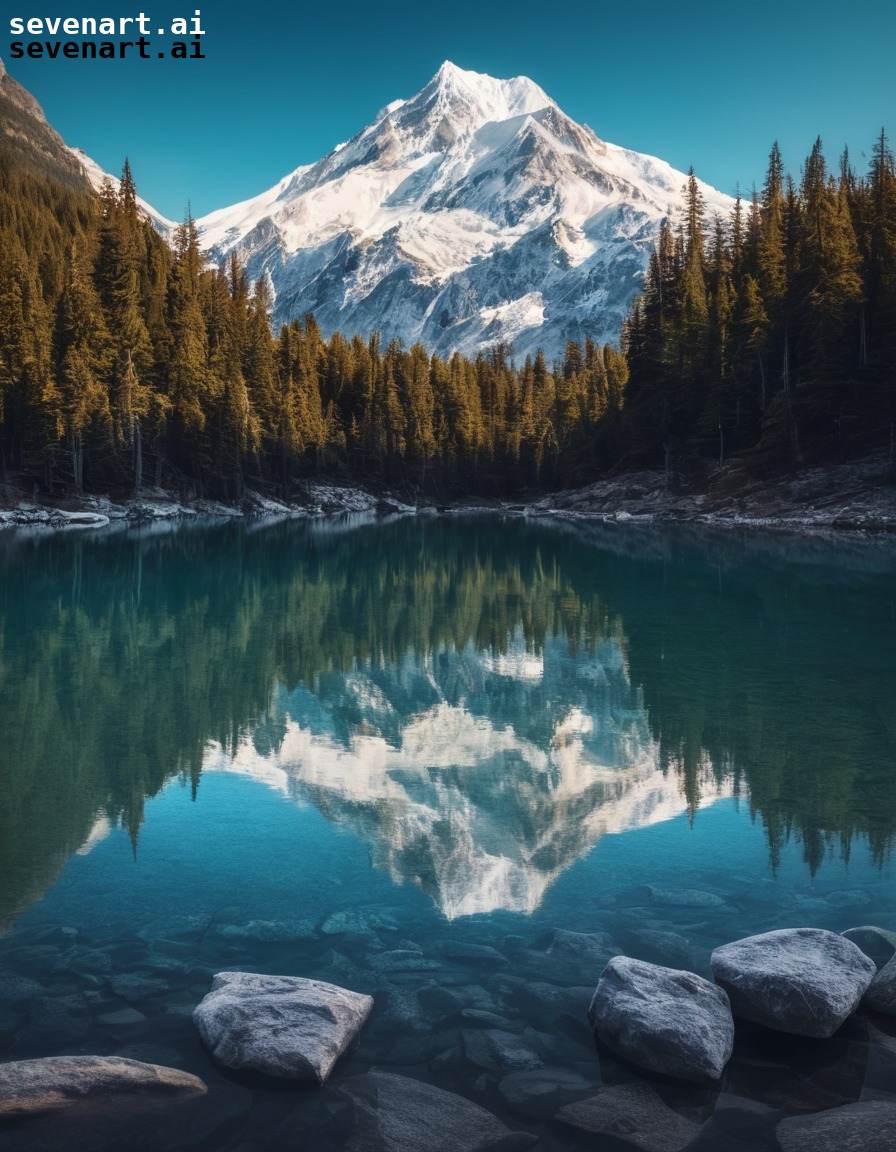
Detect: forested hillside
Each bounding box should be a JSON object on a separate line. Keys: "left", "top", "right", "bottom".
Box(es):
{"left": 625, "top": 142, "right": 896, "bottom": 475}
{"left": 1, "top": 121, "right": 894, "bottom": 502}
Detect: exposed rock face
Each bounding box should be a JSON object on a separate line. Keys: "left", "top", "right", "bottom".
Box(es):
{"left": 775, "top": 1100, "right": 896, "bottom": 1152}
{"left": 555, "top": 1083, "right": 701, "bottom": 1152}
{"left": 710, "top": 928, "right": 876, "bottom": 1038}
{"left": 588, "top": 955, "right": 734, "bottom": 1082}
{"left": 0, "top": 1056, "right": 206, "bottom": 1117}
{"left": 864, "top": 952, "right": 896, "bottom": 1015}
{"left": 336, "top": 1071, "right": 536, "bottom": 1152}
{"left": 192, "top": 972, "right": 373, "bottom": 1082}
{"left": 0, "top": 59, "right": 89, "bottom": 185}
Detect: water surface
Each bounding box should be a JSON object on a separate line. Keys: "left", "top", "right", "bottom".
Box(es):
{"left": 1, "top": 515, "right": 895, "bottom": 1149}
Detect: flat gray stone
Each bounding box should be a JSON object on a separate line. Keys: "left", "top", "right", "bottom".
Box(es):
{"left": 371, "top": 950, "right": 441, "bottom": 975}
{"left": 3, "top": 947, "right": 60, "bottom": 977}
{"left": 864, "top": 952, "right": 896, "bottom": 1015}
{"left": 321, "top": 909, "right": 394, "bottom": 935}
{"left": 0, "top": 972, "right": 42, "bottom": 1007}
{"left": 776, "top": 1099, "right": 896, "bottom": 1151}
{"left": 498, "top": 1066, "right": 597, "bottom": 1120}
{"left": 842, "top": 926, "right": 896, "bottom": 971}
{"left": 440, "top": 942, "right": 508, "bottom": 967}
{"left": 711, "top": 928, "right": 876, "bottom": 1038}
{"left": 108, "top": 974, "right": 169, "bottom": 1001}
{"left": 216, "top": 918, "right": 316, "bottom": 942}
{"left": 97, "top": 1007, "right": 147, "bottom": 1026}
{"left": 25, "top": 997, "right": 89, "bottom": 1043}
{"left": 337, "top": 1071, "right": 535, "bottom": 1151}
{"left": 193, "top": 971, "right": 373, "bottom": 1083}
{"left": 624, "top": 929, "right": 693, "bottom": 968}
{"left": 63, "top": 948, "right": 112, "bottom": 976}
{"left": 537, "top": 928, "right": 618, "bottom": 971}
{"left": 589, "top": 956, "right": 734, "bottom": 1082}
{"left": 463, "top": 1029, "right": 544, "bottom": 1072}
{"left": 555, "top": 1083, "right": 701, "bottom": 1152}
{"left": 648, "top": 887, "right": 725, "bottom": 908}
{"left": 0, "top": 1056, "right": 206, "bottom": 1117}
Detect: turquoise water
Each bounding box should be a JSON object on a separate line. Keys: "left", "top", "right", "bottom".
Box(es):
{"left": 1, "top": 515, "right": 895, "bottom": 1149}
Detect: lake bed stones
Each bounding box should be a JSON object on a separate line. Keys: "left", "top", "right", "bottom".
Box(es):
{"left": 555, "top": 1082, "right": 701, "bottom": 1152}
{"left": 335, "top": 1070, "right": 536, "bottom": 1152}
{"left": 588, "top": 956, "right": 734, "bottom": 1082}
{"left": 192, "top": 971, "right": 373, "bottom": 1083}
{"left": 775, "top": 1099, "right": 896, "bottom": 1152}
{"left": 710, "top": 928, "right": 876, "bottom": 1038}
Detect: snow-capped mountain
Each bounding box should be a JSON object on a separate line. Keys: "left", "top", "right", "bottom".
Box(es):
{"left": 196, "top": 61, "right": 735, "bottom": 360}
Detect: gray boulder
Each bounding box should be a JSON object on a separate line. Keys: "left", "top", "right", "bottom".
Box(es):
{"left": 0, "top": 1056, "right": 206, "bottom": 1117}
{"left": 776, "top": 1099, "right": 896, "bottom": 1151}
{"left": 336, "top": 1071, "right": 536, "bottom": 1151}
{"left": 864, "top": 952, "right": 896, "bottom": 1015}
{"left": 588, "top": 956, "right": 734, "bottom": 1082}
{"left": 555, "top": 1082, "right": 701, "bottom": 1152}
{"left": 193, "top": 971, "right": 373, "bottom": 1082}
{"left": 710, "top": 928, "right": 876, "bottom": 1038}
{"left": 842, "top": 925, "right": 896, "bottom": 970}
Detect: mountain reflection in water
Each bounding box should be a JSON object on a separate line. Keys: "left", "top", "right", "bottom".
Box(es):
{"left": 205, "top": 632, "right": 731, "bottom": 918}
{"left": 1, "top": 515, "right": 894, "bottom": 931}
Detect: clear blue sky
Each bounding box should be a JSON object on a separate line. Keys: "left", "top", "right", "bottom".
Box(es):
{"left": 5, "top": 0, "right": 894, "bottom": 220}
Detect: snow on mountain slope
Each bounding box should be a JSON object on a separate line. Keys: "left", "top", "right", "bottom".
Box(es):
{"left": 70, "top": 146, "right": 176, "bottom": 237}
{"left": 195, "top": 61, "right": 735, "bottom": 360}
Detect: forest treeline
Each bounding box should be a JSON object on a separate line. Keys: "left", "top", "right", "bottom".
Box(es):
{"left": 1, "top": 129, "right": 894, "bottom": 499}
{"left": 625, "top": 136, "right": 896, "bottom": 473}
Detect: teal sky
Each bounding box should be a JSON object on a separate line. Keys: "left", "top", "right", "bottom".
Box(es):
{"left": 4, "top": 0, "right": 894, "bottom": 219}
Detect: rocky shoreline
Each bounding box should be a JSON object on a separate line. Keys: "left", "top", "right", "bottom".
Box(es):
{"left": 1, "top": 455, "right": 895, "bottom": 535}
{"left": 2, "top": 918, "right": 896, "bottom": 1151}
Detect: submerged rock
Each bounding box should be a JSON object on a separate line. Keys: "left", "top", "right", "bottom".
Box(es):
{"left": 589, "top": 956, "right": 734, "bottom": 1082}
{"left": 0, "top": 1055, "right": 206, "bottom": 1117}
{"left": 497, "top": 1066, "right": 596, "bottom": 1120}
{"left": 462, "top": 1029, "right": 544, "bottom": 1073}
{"left": 775, "top": 1099, "right": 896, "bottom": 1152}
{"left": 536, "top": 928, "right": 618, "bottom": 971}
{"left": 193, "top": 971, "right": 373, "bottom": 1083}
{"left": 24, "top": 997, "right": 89, "bottom": 1044}
{"left": 321, "top": 909, "right": 396, "bottom": 935}
{"left": 555, "top": 1083, "right": 701, "bottom": 1152}
{"left": 710, "top": 928, "right": 876, "bottom": 1038}
{"left": 439, "top": 942, "right": 509, "bottom": 967}
{"left": 215, "top": 918, "right": 317, "bottom": 943}
{"left": 842, "top": 926, "right": 896, "bottom": 971}
{"left": 336, "top": 1070, "right": 536, "bottom": 1152}
{"left": 108, "top": 974, "right": 169, "bottom": 1001}
{"left": 621, "top": 929, "right": 693, "bottom": 969}
{"left": 0, "top": 972, "right": 42, "bottom": 1007}
{"left": 648, "top": 886, "right": 725, "bottom": 908}
{"left": 864, "top": 952, "right": 896, "bottom": 1015}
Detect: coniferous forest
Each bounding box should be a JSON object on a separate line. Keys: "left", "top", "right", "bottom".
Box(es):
{"left": 1, "top": 129, "right": 894, "bottom": 501}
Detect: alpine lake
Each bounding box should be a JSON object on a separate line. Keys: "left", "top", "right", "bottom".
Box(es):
{"left": 1, "top": 512, "right": 895, "bottom": 1151}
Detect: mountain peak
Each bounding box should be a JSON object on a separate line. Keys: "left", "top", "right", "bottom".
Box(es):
{"left": 409, "top": 61, "right": 554, "bottom": 131}
{"left": 191, "top": 64, "right": 734, "bottom": 361}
